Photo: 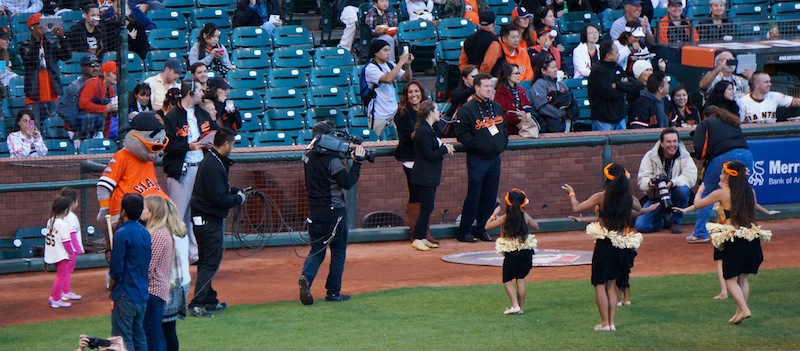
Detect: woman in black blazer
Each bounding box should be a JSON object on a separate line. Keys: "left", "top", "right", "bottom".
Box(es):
{"left": 410, "top": 101, "right": 455, "bottom": 251}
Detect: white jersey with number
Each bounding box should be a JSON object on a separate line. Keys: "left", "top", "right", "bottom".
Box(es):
{"left": 738, "top": 92, "right": 793, "bottom": 124}
{"left": 44, "top": 218, "right": 71, "bottom": 264}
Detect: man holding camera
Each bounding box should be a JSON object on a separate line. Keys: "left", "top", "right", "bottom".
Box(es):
{"left": 698, "top": 51, "right": 752, "bottom": 100}
{"left": 634, "top": 127, "right": 697, "bottom": 234}
{"left": 298, "top": 121, "right": 365, "bottom": 305}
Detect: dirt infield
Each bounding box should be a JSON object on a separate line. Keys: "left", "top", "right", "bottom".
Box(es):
{"left": 3, "top": 218, "right": 799, "bottom": 327}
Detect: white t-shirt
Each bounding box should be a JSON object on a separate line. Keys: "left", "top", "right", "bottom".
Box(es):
{"left": 44, "top": 218, "right": 71, "bottom": 264}
{"left": 738, "top": 92, "right": 794, "bottom": 124}
{"left": 65, "top": 211, "right": 84, "bottom": 253}
{"left": 365, "top": 61, "right": 404, "bottom": 121}
{"left": 185, "top": 107, "right": 204, "bottom": 163}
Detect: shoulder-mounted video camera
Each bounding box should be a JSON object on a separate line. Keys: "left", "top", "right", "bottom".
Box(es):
{"left": 313, "top": 130, "right": 376, "bottom": 163}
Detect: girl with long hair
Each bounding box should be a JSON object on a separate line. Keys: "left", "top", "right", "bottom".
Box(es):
{"left": 141, "top": 195, "right": 177, "bottom": 351}
{"left": 188, "top": 23, "right": 235, "bottom": 79}
{"left": 44, "top": 196, "right": 79, "bottom": 308}
{"left": 7, "top": 109, "right": 47, "bottom": 158}
{"left": 409, "top": 100, "right": 455, "bottom": 251}
{"left": 128, "top": 82, "right": 153, "bottom": 121}
{"left": 704, "top": 80, "right": 739, "bottom": 116}
{"left": 485, "top": 188, "right": 540, "bottom": 315}
{"left": 675, "top": 161, "right": 778, "bottom": 324}
{"left": 562, "top": 163, "right": 657, "bottom": 331}
{"left": 160, "top": 198, "right": 188, "bottom": 351}
{"left": 668, "top": 85, "right": 701, "bottom": 126}
{"left": 572, "top": 24, "right": 600, "bottom": 79}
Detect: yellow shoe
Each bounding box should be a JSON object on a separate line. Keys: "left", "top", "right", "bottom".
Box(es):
{"left": 422, "top": 239, "right": 439, "bottom": 248}
{"left": 411, "top": 239, "right": 430, "bottom": 251}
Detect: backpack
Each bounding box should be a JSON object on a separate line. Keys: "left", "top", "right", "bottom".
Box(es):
{"left": 359, "top": 60, "right": 394, "bottom": 109}
{"left": 56, "top": 76, "right": 88, "bottom": 129}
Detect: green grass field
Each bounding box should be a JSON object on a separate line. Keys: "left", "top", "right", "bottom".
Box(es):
{"left": 3, "top": 268, "right": 799, "bottom": 350}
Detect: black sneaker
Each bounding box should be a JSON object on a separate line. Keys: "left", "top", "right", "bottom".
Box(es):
{"left": 457, "top": 234, "right": 477, "bottom": 243}
{"left": 477, "top": 232, "right": 494, "bottom": 242}
{"left": 189, "top": 306, "right": 213, "bottom": 318}
{"left": 206, "top": 302, "right": 228, "bottom": 311}
{"left": 299, "top": 275, "right": 313, "bottom": 306}
{"left": 325, "top": 294, "right": 351, "bottom": 302}
{"left": 670, "top": 223, "right": 682, "bottom": 234}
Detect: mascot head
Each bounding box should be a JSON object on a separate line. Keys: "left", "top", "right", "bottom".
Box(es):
{"left": 123, "top": 112, "right": 168, "bottom": 162}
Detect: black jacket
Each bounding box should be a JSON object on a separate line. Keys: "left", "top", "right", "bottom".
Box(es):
{"left": 304, "top": 149, "right": 362, "bottom": 218}
{"left": 19, "top": 34, "right": 72, "bottom": 100}
{"left": 163, "top": 103, "right": 219, "bottom": 180}
{"left": 462, "top": 29, "right": 497, "bottom": 68}
{"left": 411, "top": 122, "right": 448, "bottom": 187}
{"left": 445, "top": 83, "right": 474, "bottom": 118}
{"left": 588, "top": 60, "right": 626, "bottom": 124}
{"left": 693, "top": 116, "right": 748, "bottom": 162}
{"left": 455, "top": 97, "right": 508, "bottom": 158}
{"left": 190, "top": 148, "right": 240, "bottom": 221}
{"left": 394, "top": 107, "right": 417, "bottom": 162}
{"left": 233, "top": 0, "right": 285, "bottom": 27}
{"left": 628, "top": 90, "right": 670, "bottom": 129}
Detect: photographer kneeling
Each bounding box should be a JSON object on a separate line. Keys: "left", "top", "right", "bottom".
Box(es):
{"left": 635, "top": 128, "right": 697, "bottom": 234}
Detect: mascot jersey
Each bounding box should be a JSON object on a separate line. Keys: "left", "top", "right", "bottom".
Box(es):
{"left": 98, "top": 148, "right": 168, "bottom": 216}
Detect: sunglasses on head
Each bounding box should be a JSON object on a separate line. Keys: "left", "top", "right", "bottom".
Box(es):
{"left": 84, "top": 63, "right": 100, "bottom": 67}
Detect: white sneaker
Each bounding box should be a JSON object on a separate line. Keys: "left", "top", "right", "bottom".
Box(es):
{"left": 411, "top": 239, "right": 430, "bottom": 251}
{"left": 50, "top": 297, "right": 72, "bottom": 308}
{"left": 421, "top": 239, "right": 439, "bottom": 248}
{"left": 61, "top": 292, "right": 82, "bottom": 301}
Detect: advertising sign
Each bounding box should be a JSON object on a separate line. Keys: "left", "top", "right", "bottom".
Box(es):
{"left": 747, "top": 137, "right": 800, "bottom": 204}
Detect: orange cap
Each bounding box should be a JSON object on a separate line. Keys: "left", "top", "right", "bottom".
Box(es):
{"left": 27, "top": 13, "right": 42, "bottom": 27}
{"left": 101, "top": 61, "right": 117, "bottom": 73}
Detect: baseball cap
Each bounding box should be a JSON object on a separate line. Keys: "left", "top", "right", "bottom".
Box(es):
{"left": 80, "top": 54, "right": 99, "bottom": 66}
{"left": 0, "top": 27, "right": 9, "bottom": 40}
{"left": 668, "top": 0, "right": 683, "bottom": 7}
{"left": 208, "top": 76, "right": 231, "bottom": 90}
{"left": 164, "top": 57, "right": 185, "bottom": 74}
{"left": 101, "top": 61, "right": 117, "bottom": 73}
{"left": 27, "top": 13, "right": 42, "bottom": 27}
{"left": 512, "top": 6, "right": 533, "bottom": 19}
{"left": 128, "top": 111, "right": 165, "bottom": 131}
{"left": 632, "top": 60, "right": 653, "bottom": 79}
{"left": 624, "top": 0, "right": 642, "bottom": 5}
{"left": 479, "top": 10, "right": 496, "bottom": 26}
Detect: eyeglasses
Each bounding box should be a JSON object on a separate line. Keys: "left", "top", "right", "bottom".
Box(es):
{"left": 84, "top": 63, "right": 100, "bottom": 67}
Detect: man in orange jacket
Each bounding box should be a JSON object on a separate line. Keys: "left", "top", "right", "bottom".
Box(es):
{"left": 480, "top": 24, "right": 534, "bottom": 82}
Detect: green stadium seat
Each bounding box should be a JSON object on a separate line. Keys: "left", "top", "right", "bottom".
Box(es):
{"left": 59, "top": 10, "right": 85, "bottom": 30}
{"left": 191, "top": 7, "right": 232, "bottom": 29}
{"left": 7, "top": 96, "right": 26, "bottom": 117}
{"left": 164, "top": 0, "right": 196, "bottom": 9}
{"left": 602, "top": 9, "right": 625, "bottom": 33}
{"left": 728, "top": 3, "right": 769, "bottom": 16}
{"left": 271, "top": 47, "right": 313, "bottom": 69}
{"left": 313, "top": 46, "right": 355, "bottom": 68}
{"left": 436, "top": 17, "right": 476, "bottom": 40}
{"left": 79, "top": 138, "right": 117, "bottom": 154}
{"left": 380, "top": 124, "right": 398, "bottom": 140}
{"left": 149, "top": 29, "right": 189, "bottom": 51}
{"left": 733, "top": 16, "right": 770, "bottom": 40}
{"left": 196, "top": 0, "right": 235, "bottom": 9}
{"left": 349, "top": 85, "right": 361, "bottom": 106}
{"left": 252, "top": 130, "right": 294, "bottom": 146}
{"left": 44, "top": 139, "right": 77, "bottom": 155}
{"left": 486, "top": 0, "right": 515, "bottom": 16}
{"left": 495, "top": 15, "right": 511, "bottom": 34}
{"left": 145, "top": 50, "right": 183, "bottom": 73}
{"left": 729, "top": 0, "right": 768, "bottom": 5}
{"left": 59, "top": 58, "right": 82, "bottom": 75}
{"left": 231, "top": 48, "right": 272, "bottom": 69}
{"left": 348, "top": 127, "right": 378, "bottom": 142}
{"left": 272, "top": 25, "right": 315, "bottom": 48}
{"left": 146, "top": 9, "right": 188, "bottom": 30}
{"left": 0, "top": 238, "right": 32, "bottom": 259}
{"left": 263, "top": 108, "right": 306, "bottom": 132}
{"left": 434, "top": 39, "right": 464, "bottom": 102}
{"left": 105, "top": 51, "right": 145, "bottom": 75}
{"left": 267, "top": 68, "right": 309, "bottom": 88}
{"left": 237, "top": 117, "right": 264, "bottom": 132}
{"left": 397, "top": 20, "right": 437, "bottom": 72}
{"left": 306, "top": 107, "right": 347, "bottom": 128}
{"left": 14, "top": 227, "right": 45, "bottom": 257}
{"left": 563, "top": 78, "right": 589, "bottom": 89}
{"left": 0, "top": 141, "right": 8, "bottom": 157}
{"left": 42, "top": 117, "right": 68, "bottom": 139}
{"left": 295, "top": 129, "right": 313, "bottom": 144}
{"left": 230, "top": 26, "right": 271, "bottom": 49}
{"left": 227, "top": 69, "right": 267, "bottom": 90}
{"left": 234, "top": 133, "right": 252, "bottom": 147}
{"left": 10, "top": 13, "right": 33, "bottom": 33}
{"left": 6, "top": 75, "right": 23, "bottom": 98}
{"left": 559, "top": 11, "right": 601, "bottom": 34}
{"left": 310, "top": 66, "right": 351, "bottom": 88}
{"left": 772, "top": 2, "right": 800, "bottom": 15}
{"left": 264, "top": 87, "right": 307, "bottom": 109}
{"left": 308, "top": 85, "right": 349, "bottom": 109}
{"left": 227, "top": 89, "right": 265, "bottom": 111}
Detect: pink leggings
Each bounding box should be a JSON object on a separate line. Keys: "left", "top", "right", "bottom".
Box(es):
{"left": 51, "top": 255, "right": 75, "bottom": 300}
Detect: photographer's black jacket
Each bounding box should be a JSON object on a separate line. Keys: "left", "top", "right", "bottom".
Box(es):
{"left": 454, "top": 97, "right": 508, "bottom": 158}
{"left": 304, "top": 150, "right": 362, "bottom": 218}
{"left": 190, "top": 148, "right": 240, "bottom": 221}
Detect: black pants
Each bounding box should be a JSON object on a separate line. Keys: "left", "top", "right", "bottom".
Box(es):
{"left": 457, "top": 154, "right": 501, "bottom": 237}
{"left": 189, "top": 219, "right": 223, "bottom": 308}
{"left": 412, "top": 185, "right": 437, "bottom": 240}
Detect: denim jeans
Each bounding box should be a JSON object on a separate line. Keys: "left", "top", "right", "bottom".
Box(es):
{"left": 592, "top": 119, "right": 626, "bottom": 131}
{"left": 111, "top": 294, "right": 147, "bottom": 351}
{"left": 691, "top": 148, "right": 754, "bottom": 239}
{"left": 144, "top": 294, "right": 166, "bottom": 351}
{"left": 301, "top": 210, "right": 348, "bottom": 297}
{"left": 457, "top": 154, "right": 501, "bottom": 238}
{"left": 634, "top": 185, "right": 691, "bottom": 233}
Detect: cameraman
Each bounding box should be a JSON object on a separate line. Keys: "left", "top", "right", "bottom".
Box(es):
{"left": 697, "top": 51, "right": 751, "bottom": 100}
{"left": 634, "top": 127, "right": 697, "bottom": 234}
{"left": 298, "top": 121, "right": 365, "bottom": 305}
{"left": 75, "top": 335, "right": 127, "bottom": 351}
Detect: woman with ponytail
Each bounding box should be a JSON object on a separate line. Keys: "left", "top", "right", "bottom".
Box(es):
{"left": 675, "top": 161, "right": 778, "bottom": 324}
{"left": 485, "top": 188, "right": 540, "bottom": 315}
{"left": 409, "top": 100, "right": 455, "bottom": 251}
{"left": 562, "top": 163, "right": 657, "bottom": 331}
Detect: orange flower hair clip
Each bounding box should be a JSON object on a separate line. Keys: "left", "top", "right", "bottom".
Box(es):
{"left": 723, "top": 162, "right": 739, "bottom": 177}
{"left": 505, "top": 188, "right": 530, "bottom": 208}
{"left": 603, "top": 164, "right": 630, "bottom": 181}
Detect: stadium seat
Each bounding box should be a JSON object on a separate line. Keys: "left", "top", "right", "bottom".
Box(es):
{"left": 164, "top": 0, "right": 196, "bottom": 9}
{"left": 486, "top": 0, "right": 515, "bottom": 16}
{"left": 348, "top": 127, "right": 378, "bottom": 142}
{"left": 61, "top": 73, "right": 81, "bottom": 87}
{"left": 263, "top": 87, "right": 307, "bottom": 109}
{"left": 59, "top": 55, "right": 83, "bottom": 75}
{"left": 231, "top": 48, "right": 272, "bottom": 69}
{"left": 14, "top": 226, "right": 45, "bottom": 257}
{"left": 308, "top": 85, "right": 349, "bottom": 109}
{"left": 196, "top": 0, "right": 235, "bottom": 10}
{"left": 6, "top": 96, "right": 26, "bottom": 117}
{"left": 772, "top": 2, "right": 800, "bottom": 16}
{"left": 561, "top": 33, "right": 582, "bottom": 56}
{"left": 146, "top": 9, "right": 188, "bottom": 30}
{"left": 0, "top": 238, "right": 33, "bottom": 260}
{"left": 44, "top": 139, "right": 77, "bottom": 155}
{"left": 732, "top": 16, "right": 770, "bottom": 40}
{"left": 380, "top": 124, "right": 398, "bottom": 140}
{"left": 191, "top": 7, "right": 232, "bottom": 29}
{"left": 728, "top": 3, "right": 769, "bottom": 16}
{"left": 252, "top": 131, "right": 294, "bottom": 146}
{"left": 59, "top": 10, "right": 85, "bottom": 30}
{"left": 493, "top": 15, "right": 511, "bottom": 35}
{"left": 602, "top": 9, "right": 625, "bottom": 33}
{"left": 306, "top": 107, "right": 348, "bottom": 128}
{"left": 230, "top": 26, "right": 271, "bottom": 49}
{"left": 349, "top": 85, "right": 362, "bottom": 106}
{"left": 105, "top": 51, "right": 145, "bottom": 75}
{"left": 310, "top": 66, "right": 351, "bottom": 88}
{"left": 397, "top": 20, "right": 437, "bottom": 72}
{"left": 272, "top": 25, "right": 315, "bottom": 48}
{"left": 267, "top": 68, "right": 309, "bottom": 88}
{"left": 78, "top": 138, "right": 117, "bottom": 154}
{"left": 263, "top": 108, "right": 306, "bottom": 132}
{"left": 729, "top": 0, "right": 768, "bottom": 5}
{"left": 346, "top": 106, "right": 367, "bottom": 128}
{"left": 145, "top": 50, "right": 183, "bottom": 73}
{"left": 559, "top": 12, "right": 601, "bottom": 34}
{"left": 774, "top": 13, "right": 800, "bottom": 35}
{"left": 434, "top": 39, "right": 464, "bottom": 102}
{"left": 10, "top": 13, "right": 32, "bottom": 33}
{"left": 234, "top": 133, "right": 252, "bottom": 147}
{"left": 149, "top": 29, "right": 189, "bottom": 51}
{"left": 563, "top": 78, "right": 589, "bottom": 90}
{"left": 227, "top": 89, "right": 265, "bottom": 111}
{"left": 42, "top": 117, "right": 68, "bottom": 139}
{"left": 295, "top": 129, "right": 313, "bottom": 145}
{"left": 0, "top": 141, "right": 8, "bottom": 157}
{"left": 271, "top": 47, "right": 313, "bottom": 69}
{"left": 6, "top": 75, "right": 23, "bottom": 98}
{"left": 227, "top": 69, "right": 267, "bottom": 90}
{"left": 237, "top": 118, "right": 264, "bottom": 132}
{"left": 436, "top": 17, "right": 476, "bottom": 40}
{"left": 313, "top": 46, "right": 355, "bottom": 68}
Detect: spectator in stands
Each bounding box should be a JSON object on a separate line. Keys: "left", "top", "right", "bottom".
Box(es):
{"left": 365, "top": 39, "right": 413, "bottom": 137}
{"left": 482, "top": 25, "right": 534, "bottom": 82}
{"left": 0, "top": 0, "right": 42, "bottom": 19}
{"left": 79, "top": 61, "right": 118, "bottom": 139}
{"left": 233, "top": 0, "right": 285, "bottom": 37}
{"left": 695, "top": 0, "right": 732, "bottom": 43}
{"left": 628, "top": 71, "right": 671, "bottom": 129}
{"left": 495, "top": 63, "right": 534, "bottom": 136}
{"left": 614, "top": 31, "right": 636, "bottom": 71}
{"left": 458, "top": 10, "right": 495, "bottom": 72}
{"left": 532, "top": 57, "right": 578, "bottom": 133}
{"left": 572, "top": 24, "right": 600, "bottom": 79}
{"left": 406, "top": 0, "right": 434, "bottom": 21}
{"left": 0, "top": 27, "right": 20, "bottom": 102}
{"left": 144, "top": 57, "right": 182, "bottom": 111}
{"left": 440, "top": 0, "right": 488, "bottom": 24}
{"left": 189, "top": 62, "right": 209, "bottom": 90}
{"left": 7, "top": 109, "right": 47, "bottom": 158}
{"left": 698, "top": 51, "right": 750, "bottom": 100}
{"left": 610, "top": 0, "right": 655, "bottom": 47}
{"left": 668, "top": 85, "right": 700, "bottom": 126}
{"left": 60, "top": 54, "right": 100, "bottom": 143}
{"left": 128, "top": 82, "right": 152, "bottom": 121}
{"left": 206, "top": 76, "right": 241, "bottom": 131}
{"left": 19, "top": 12, "right": 72, "bottom": 127}
{"left": 67, "top": 3, "right": 105, "bottom": 57}
{"left": 365, "top": 0, "right": 399, "bottom": 62}
{"left": 101, "top": 0, "right": 151, "bottom": 60}
{"left": 532, "top": 6, "right": 563, "bottom": 53}
{"left": 445, "top": 64, "right": 477, "bottom": 120}
{"left": 657, "top": 0, "right": 698, "bottom": 44}
{"left": 155, "top": 87, "right": 181, "bottom": 123}
{"left": 511, "top": 6, "right": 535, "bottom": 49}
{"left": 335, "top": 0, "right": 361, "bottom": 52}
{"left": 703, "top": 80, "right": 739, "bottom": 116}
{"left": 528, "top": 26, "right": 561, "bottom": 73}
{"left": 129, "top": 0, "right": 164, "bottom": 13}
{"left": 588, "top": 40, "right": 627, "bottom": 131}
{"left": 189, "top": 23, "right": 235, "bottom": 80}
{"left": 738, "top": 71, "right": 800, "bottom": 124}
{"left": 625, "top": 60, "right": 650, "bottom": 105}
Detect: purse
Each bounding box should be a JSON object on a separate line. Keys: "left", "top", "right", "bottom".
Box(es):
{"left": 517, "top": 114, "right": 541, "bottom": 139}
